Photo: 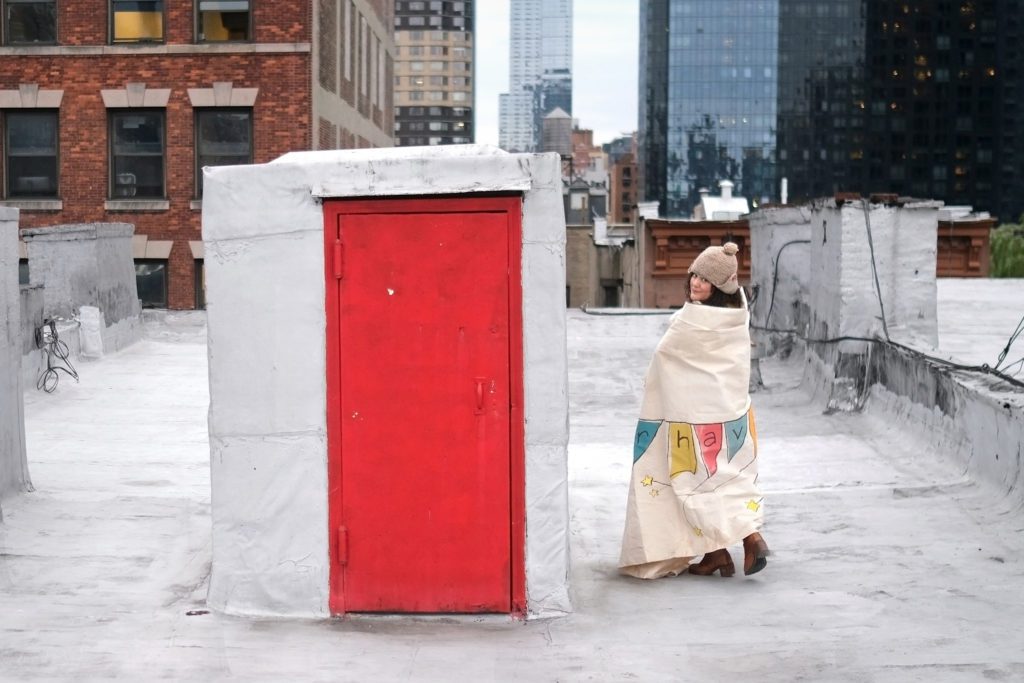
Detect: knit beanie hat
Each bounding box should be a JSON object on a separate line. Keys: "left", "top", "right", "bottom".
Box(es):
{"left": 688, "top": 242, "right": 740, "bottom": 294}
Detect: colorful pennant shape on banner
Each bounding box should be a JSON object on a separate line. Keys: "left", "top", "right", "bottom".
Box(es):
{"left": 668, "top": 422, "right": 697, "bottom": 477}
{"left": 694, "top": 423, "right": 724, "bottom": 476}
{"left": 633, "top": 419, "right": 662, "bottom": 463}
{"left": 725, "top": 413, "right": 749, "bottom": 461}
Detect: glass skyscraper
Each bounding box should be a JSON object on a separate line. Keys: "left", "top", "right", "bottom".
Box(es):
{"left": 642, "top": 0, "right": 1021, "bottom": 221}
{"left": 641, "top": 0, "right": 778, "bottom": 218}
{"left": 499, "top": 0, "right": 573, "bottom": 152}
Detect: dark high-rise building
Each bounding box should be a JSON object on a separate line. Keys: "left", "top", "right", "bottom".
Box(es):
{"left": 394, "top": 1, "right": 474, "bottom": 146}
{"left": 857, "top": 0, "right": 1003, "bottom": 216}
{"left": 779, "top": 0, "right": 1006, "bottom": 217}
{"left": 641, "top": 0, "right": 1020, "bottom": 221}
{"left": 776, "top": 1, "right": 867, "bottom": 202}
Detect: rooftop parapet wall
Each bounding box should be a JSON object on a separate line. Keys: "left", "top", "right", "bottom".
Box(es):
{"left": 20, "top": 223, "right": 142, "bottom": 355}
{"left": 750, "top": 198, "right": 1023, "bottom": 502}
{"left": 0, "top": 207, "right": 31, "bottom": 508}
{"left": 866, "top": 344, "right": 1024, "bottom": 504}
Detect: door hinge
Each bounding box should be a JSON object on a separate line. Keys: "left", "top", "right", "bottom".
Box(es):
{"left": 336, "top": 525, "right": 349, "bottom": 565}
{"left": 333, "top": 240, "right": 344, "bottom": 279}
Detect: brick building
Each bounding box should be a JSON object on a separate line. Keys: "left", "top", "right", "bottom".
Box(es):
{"left": 608, "top": 151, "right": 637, "bottom": 225}
{"left": 2, "top": 0, "right": 393, "bottom": 310}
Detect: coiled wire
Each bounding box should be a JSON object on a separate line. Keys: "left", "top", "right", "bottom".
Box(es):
{"left": 34, "top": 319, "right": 79, "bottom": 393}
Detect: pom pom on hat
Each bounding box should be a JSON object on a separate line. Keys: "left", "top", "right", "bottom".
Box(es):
{"left": 688, "top": 241, "right": 740, "bottom": 294}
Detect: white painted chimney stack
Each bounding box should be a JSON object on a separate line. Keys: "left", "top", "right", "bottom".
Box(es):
{"left": 719, "top": 180, "right": 734, "bottom": 200}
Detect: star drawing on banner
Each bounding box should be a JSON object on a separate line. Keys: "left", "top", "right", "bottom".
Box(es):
{"left": 746, "top": 499, "right": 760, "bottom": 512}
{"left": 649, "top": 488, "right": 660, "bottom": 498}
{"left": 641, "top": 475, "right": 654, "bottom": 487}
{"left": 692, "top": 527, "right": 704, "bottom": 537}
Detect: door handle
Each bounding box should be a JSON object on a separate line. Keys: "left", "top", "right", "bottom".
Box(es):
{"left": 474, "top": 377, "right": 486, "bottom": 415}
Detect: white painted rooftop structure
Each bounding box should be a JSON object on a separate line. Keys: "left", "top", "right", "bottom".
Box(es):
{"left": 693, "top": 180, "right": 750, "bottom": 220}
{"left": 200, "top": 145, "right": 570, "bottom": 619}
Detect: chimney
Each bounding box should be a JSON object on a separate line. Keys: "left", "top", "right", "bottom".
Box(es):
{"left": 593, "top": 215, "right": 608, "bottom": 244}
{"left": 719, "top": 180, "right": 734, "bottom": 200}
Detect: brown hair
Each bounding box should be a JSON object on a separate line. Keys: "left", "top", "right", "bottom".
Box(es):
{"left": 684, "top": 275, "right": 746, "bottom": 309}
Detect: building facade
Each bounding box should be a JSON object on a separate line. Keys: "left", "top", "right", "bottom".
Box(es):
{"left": 641, "top": 0, "right": 1020, "bottom": 222}
{"left": 498, "top": 0, "right": 572, "bottom": 152}
{"left": 775, "top": 0, "right": 866, "bottom": 206}
{"left": 2, "top": 1, "right": 393, "bottom": 310}
{"left": 393, "top": 0, "right": 474, "bottom": 146}
{"left": 606, "top": 134, "right": 638, "bottom": 224}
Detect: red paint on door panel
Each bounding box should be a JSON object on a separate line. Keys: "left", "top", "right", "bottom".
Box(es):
{"left": 324, "top": 196, "right": 524, "bottom": 614}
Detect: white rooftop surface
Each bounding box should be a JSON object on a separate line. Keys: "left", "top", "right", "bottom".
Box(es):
{"left": 3, "top": 279, "right": 1024, "bottom": 681}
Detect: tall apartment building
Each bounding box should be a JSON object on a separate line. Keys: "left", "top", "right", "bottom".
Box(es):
{"left": 1, "top": 1, "right": 393, "bottom": 309}
{"left": 393, "top": 0, "right": 474, "bottom": 146}
{"left": 498, "top": 0, "right": 572, "bottom": 152}
{"left": 640, "top": 0, "right": 1021, "bottom": 221}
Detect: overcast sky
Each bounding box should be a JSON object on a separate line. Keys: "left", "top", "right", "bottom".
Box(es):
{"left": 474, "top": 0, "right": 639, "bottom": 147}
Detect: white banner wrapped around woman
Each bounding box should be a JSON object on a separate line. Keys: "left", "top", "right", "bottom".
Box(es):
{"left": 619, "top": 295, "right": 764, "bottom": 580}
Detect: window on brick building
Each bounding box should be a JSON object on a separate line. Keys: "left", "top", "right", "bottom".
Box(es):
{"left": 4, "top": 110, "right": 58, "bottom": 198}
{"left": 135, "top": 259, "right": 168, "bottom": 308}
{"left": 111, "top": 0, "right": 164, "bottom": 43}
{"left": 196, "top": 0, "right": 250, "bottom": 42}
{"left": 4, "top": 0, "right": 56, "bottom": 44}
{"left": 195, "top": 108, "right": 252, "bottom": 198}
{"left": 110, "top": 110, "right": 165, "bottom": 198}
{"left": 194, "top": 259, "right": 205, "bottom": 309}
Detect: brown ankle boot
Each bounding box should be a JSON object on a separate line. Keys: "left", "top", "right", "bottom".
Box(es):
{"left": 743, "top": 532, "right": 770, "bottom": 576}
{"left": 688, "top": 549, "right": 735, "bottom": 577}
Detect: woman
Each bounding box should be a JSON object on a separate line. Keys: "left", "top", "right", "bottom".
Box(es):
{"left": 619, "top": 242, "right": 769, "bottom": 579}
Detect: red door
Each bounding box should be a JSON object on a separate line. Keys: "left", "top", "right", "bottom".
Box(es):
{"left": 324, "top": 196, "right": 525, "bottom": 614}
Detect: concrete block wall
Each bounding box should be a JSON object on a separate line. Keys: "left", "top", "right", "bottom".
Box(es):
{"left": 749, "top": 198, "right": 942, "bottom": 409}
{"left": 0, "top": 207, "right": 31, "bottom": 511}
{"left": 21, "top": 223, "right": 142, "bottom": 355}
{"left": 807, "top": 198, "right": 940, "bottom": 348}
{"left": 808, "top": 199, "right": 941, "bottom": 409}
{"left": 748, "top": 205, "right": 812, "bottom": 357}
{"left": 19, "top": 284, "right": 45, "bottom": 392}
